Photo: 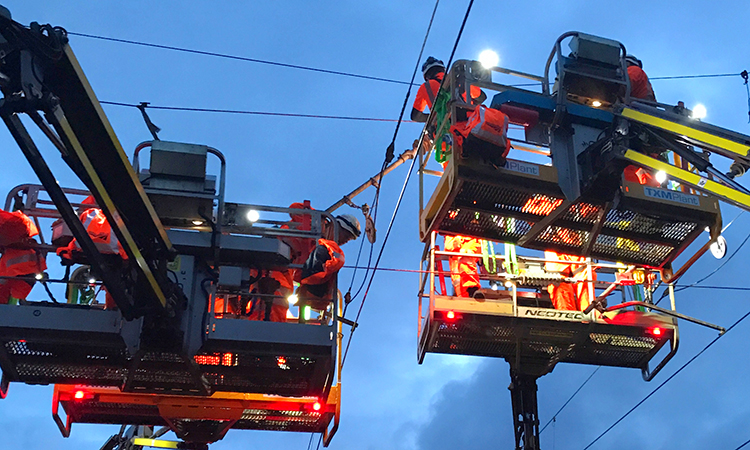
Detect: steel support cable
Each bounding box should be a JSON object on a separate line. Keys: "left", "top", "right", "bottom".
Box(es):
{"left": 100, "top": 100, "right": 525, "bottom": 130}
{"left": 734, "top": 437, "right": 750, "bottom": 450}
{"left": 99, "top": 101, "right": 418, "bottom": 122}
{"left": 68, "top": 31, "right": 416, "bottom": 86}
{"left": 543, "top": 210, "right": 747, "bottom": 437}
{"left": 69, "top": 32, "right": 745, "bottom": 87}
{"left": 539, "top": 367, "right": 601, "bottom": 434}
{"left": 657, "top": 226, "right": 750, "bottom": 305}
{"left": 340, "top": 0, "right": 475, "bottom": 369}
{"left": 541, "top": 222, "right": 747, "bottom": 436}
{"left": 343, "top": 0, "right": 441, "bottom": 310}
{"left": 582, "top": 306, "right": 750, "bottom": 450}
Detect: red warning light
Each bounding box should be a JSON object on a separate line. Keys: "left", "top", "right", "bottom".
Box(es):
{"left": 648, "top": 326, "right": 663, "bottom": 337}
{"left": 312, "top": 401, "right": 322, "bottom": 411}
{"left": 74, "top": 390, "right": 86, "bottom": 400}
{"left": 446, "top": 311, "right": 455, "bottom": 320}
{"left": 277, "top": 356, "right": 287, "bottom": 366}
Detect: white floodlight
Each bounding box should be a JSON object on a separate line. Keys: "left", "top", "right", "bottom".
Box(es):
{"left": 246, "top": 209, "right": 260, "bottom": 223}
{"left": 287, "top": 294, "right": 299, "bottom": 305}
{"left": 692, "top": 104, "right": 707, "bottom": 119}
{"left": 591, "top": 100, "right": 602, "bottom": 107}
{"left": 655, "top": 170, "right": 668, "bottom": 184}
{"left": 478, "top": 49, "right": 499, "bottom": 69}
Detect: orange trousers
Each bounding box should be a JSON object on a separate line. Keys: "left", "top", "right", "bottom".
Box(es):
{"left": 444, "top": 235, "right": 481, "bottom": 297}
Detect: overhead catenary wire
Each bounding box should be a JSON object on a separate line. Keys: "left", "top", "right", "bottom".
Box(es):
{"left": 342, "top": 0, "right": 441, "bottom": 310}
{"left": 536, "top": 210, "right": 749, "bottom": 437}
{"left": 99, "top": 101, "right": 418, "bottom": 123}
{"left": 341, "top": 0, "right": 475, "bottom": 368}
{"left": 68, "top": 31, "right": 417, "bottom": 87}
{"left": 734, "top": 437, "right": 750, "bottom": 450}
{"left": 539, "top": 367, "right": 601, "bottom": 434}
{"left": 99, "top": 100, "right": 527, "bottom": 130}
{"left": 69, "top": 31, "right": 745, "bottom": 87}
{"left": 582, "top": 304, "right": 750, "bottom": 450}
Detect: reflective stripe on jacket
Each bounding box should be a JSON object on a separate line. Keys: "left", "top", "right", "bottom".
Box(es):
{"left": 0, "top": 247, "right": 46, "bottom": 277}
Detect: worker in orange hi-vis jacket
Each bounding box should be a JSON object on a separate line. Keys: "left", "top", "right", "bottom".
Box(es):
{"left": 444, "top": 234, "right": 482, "bottom": 298}
{"left": 247, "top": 209, "right": 360, "bottom": 322}
{"left": 625, "top": 55, "right": 656, "bottom": 102}
{"left": 544, "top": 251, "right": 595, "bottom": 311}
{"left": 0, "top": 208, "right": 47, "bottom": 304}
{"left": 411, "top": 57, "right": 486, "bottom": 123}
{"left": 56, "top": 196, "right": 128, "bottom": 261}
{"left": 622, "top": 54, "right": 662, "bottom": 187}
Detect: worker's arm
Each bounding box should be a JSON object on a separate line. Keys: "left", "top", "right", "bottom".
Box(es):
{"left": 411, "top": 108, "right": 430, "bottom": 123}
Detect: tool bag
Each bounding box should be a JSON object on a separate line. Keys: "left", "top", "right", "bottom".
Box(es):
{"left": 451, "top": 105, "right": 511, "bottom": 166}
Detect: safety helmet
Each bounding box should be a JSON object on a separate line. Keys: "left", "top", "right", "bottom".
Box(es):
{"left": 336, "top": 214, "right": 361, "bottom": 239}
{"left": 625, "top": 55, "right": 642, "bottom": 68}
{"left": 422, "top": 57, "right": 445, "bottom": 80}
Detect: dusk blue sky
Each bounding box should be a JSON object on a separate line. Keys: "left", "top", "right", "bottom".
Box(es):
{"left": 1, "top": 1, "right": 750, "bottom": 449}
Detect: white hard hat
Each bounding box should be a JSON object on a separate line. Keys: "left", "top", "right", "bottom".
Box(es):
{"left": 336, "top": 214, "right": 361, "bottom": 239}
{"left": 625, "top": 55, "right": 642, "bottom": 68}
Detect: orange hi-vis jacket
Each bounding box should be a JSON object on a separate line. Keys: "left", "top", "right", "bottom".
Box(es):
{"left": 627, "top": 65, "right": 656, "bottom": 102}
{"left": 413, "top": 72, "right": 483, "bottom": 113}
{"left": 0, "top": 209, "right": 46, "bottom": 303}
{"left": 300, "top": 239, "right": 345, "bottom": 286}
{"left": 444, "top": 235, "right": 481, "bottom": 297}
{"left": 58, "top": 207, "right": 127, "bottom": 260}
{"left": 0, "top": 209, "right": 39, "bottom": 245}
{"left": 0, "top": 248, "right": 46, "bottom": 277}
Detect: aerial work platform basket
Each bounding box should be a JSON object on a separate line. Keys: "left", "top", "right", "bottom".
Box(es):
{"left": 412, "top": 31, "right": 742, "bottom": 450}
{"left": 0, "top": 187, "right": 339, "bottom": 399}
{"left": 414, "top": 233, "right": 704, "bottom": 381}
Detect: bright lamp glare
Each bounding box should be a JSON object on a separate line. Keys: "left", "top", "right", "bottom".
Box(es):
{"left": 88, "top": 278, "right": 97, "bottom": 284}
{"left": 246, "top": 209, "right": 260, "bottom": 223}
{"left": 692, "top": 104, "right": 707, "bottom": 119}
{"left": 591, "top": 100, "right": 602, "bottom": 107}
{"left": 478, "top": 49, "right": 499, "bottom": 69}
{"left": 34, "top": 273, "right": 43, "bottom": 280}
{"left": 287, "top": 294, "right": 298, "bottom": 305}
{"left": 655, "top": 170, "right": 668, "bottom": 184}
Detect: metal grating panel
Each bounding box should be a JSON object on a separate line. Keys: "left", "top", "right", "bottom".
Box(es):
{"left": 424, "top": 313, "right": 669, "bottom": 370}
{"left": 422, "top": 158, "right": 719, "bottom": 267}
{"left": 61, "top": 398, "right": 332, "bottom": 436}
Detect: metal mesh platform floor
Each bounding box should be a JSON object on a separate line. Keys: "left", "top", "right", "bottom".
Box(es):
{"left": 421, "top": 157, "right": 721, "bottom": 267}
{"left": 419, "top": 300, "right": 674, "bottom": 373}
{"left": 0, "top": 304, "right": 334, "bottom": 398}
{"left": 54, "top": 386, "right": 338, "bottom": 442}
